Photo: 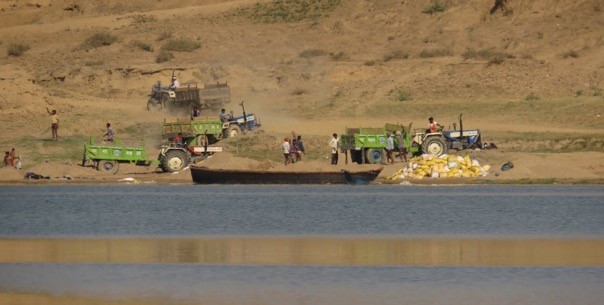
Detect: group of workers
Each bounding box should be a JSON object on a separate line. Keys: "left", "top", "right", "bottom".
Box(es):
{"left": 281, "top": 135, "right": 306, "bottom": 166}
{"left": 3, "top": 148, "right": 20, "bottom": 169}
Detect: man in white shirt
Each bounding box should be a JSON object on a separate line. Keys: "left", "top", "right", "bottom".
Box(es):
{"left": 171, "top": 76, "right": 180, "bottom": 89}
{"left": 281, "top": 138, "right": 291, "bottom": 166}
{"left": 329, "top": 133, "right": 339, "bottom": 165}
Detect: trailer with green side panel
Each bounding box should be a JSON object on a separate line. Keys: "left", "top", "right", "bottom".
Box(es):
{"left": 340, "top": 123, "right": 418, "bottom": 164}
{"left": 81, "top": 138, "right": 157, "bottom": 174}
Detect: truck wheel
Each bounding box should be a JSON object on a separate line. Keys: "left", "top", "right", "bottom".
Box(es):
{"left": 147, "top": 98, "right": 161, "bottom": 111}
{"left": 422, "top": 137, "right": 447, "bottom": 157}
{"left": 162, "top": 149, "right": 189, "bottom": 173}
{"left": 365, "top": 148, "right": 384, "bottom": 164}
{"left": 97, "top": 160, "right": 119, "bottom": 174}
{"left": 228, "top": 125, "right": 241, "bottom": 138}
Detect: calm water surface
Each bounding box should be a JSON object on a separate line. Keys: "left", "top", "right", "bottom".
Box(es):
{"left": 0, "top": 185, "right": 603, "bottom": 305}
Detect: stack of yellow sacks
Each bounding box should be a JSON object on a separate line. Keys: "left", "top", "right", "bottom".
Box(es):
{"left": 389, "top": 154, "right": 490, "bottom": 180}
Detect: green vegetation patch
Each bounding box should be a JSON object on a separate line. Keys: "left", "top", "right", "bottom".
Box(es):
{"left": 383, "top": 50, "right": 409, "bottom": 62}
{"left": 235, "top": 0, "right": 341, "bottom": 23}
{"left": 7, "top": 43, "right": 30, "bottom": 56}
{"left": 161, "top": 38, "right": 201, "bottom": 52}
{"left": 422, "top": 0, "right": 448, "bottom": 15}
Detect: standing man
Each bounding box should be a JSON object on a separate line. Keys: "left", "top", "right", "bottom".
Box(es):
{"left": 219, "top": 109, "right": 230, "bottom": 122}
{"left": 191, "top": 106, "right": 200, "bottom": 120}
{"left": 428, "top": 117, "right": 444, "bottom": 133}
{"left": 385, "top": 132, "right": 394, "bottom": 164}
{"left": 170, "top": 76, "right": 180, "bottom": 89}
{"left": 46, "top": 107, "right": 59, "bottom": 141}
{"left": 281, "top": 138, "right": 291, "bottom": 166}
{"left": 8, "top": 148, "right": 16, "bottom": 167}
{"left": 295, "top": 135, "right": 305, "bottom": 162}
{"left": 329, "top": 133, "right": 339, "bottom": 165}
{"left": 104, "top": 123, "right": 115, "bottom": 142}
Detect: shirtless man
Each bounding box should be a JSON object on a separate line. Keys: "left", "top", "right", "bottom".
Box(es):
{"left": 46, "top": 107, "right": 59, "bottom": 141}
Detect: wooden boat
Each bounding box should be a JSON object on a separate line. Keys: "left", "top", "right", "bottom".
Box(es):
{"left": 190, "top": 165, "right": 382, "bottom": 185}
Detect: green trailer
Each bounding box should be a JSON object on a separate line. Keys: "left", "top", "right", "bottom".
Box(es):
{"left": 340, "top": 123, "right": 418, "bottom": 164}
{"left": 82, "top": 137, "right": 156, "bottom": 174}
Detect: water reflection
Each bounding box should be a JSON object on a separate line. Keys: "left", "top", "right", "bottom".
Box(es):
{"left": 1, "top": 237, "right": 603, "bottom": 266}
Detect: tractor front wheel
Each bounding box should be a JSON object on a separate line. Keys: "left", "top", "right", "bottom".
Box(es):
{"left": 161, "top": 149, "right": 189, "bottom": 173}
{"left": 228, "top": 125, "right": 242, "bottom": 138}
{"left": 422, "top": 136, "right": 447, "bottom": 157}
{"left": 97, "top": 160, "right": 119, "bottom": 174}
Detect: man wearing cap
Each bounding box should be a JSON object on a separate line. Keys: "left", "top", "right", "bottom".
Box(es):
{"left": 170, "top": 76, "right": 180, "bottom": 89}
{"left": 329, "top": 133, "right": 339, "bottom": 165}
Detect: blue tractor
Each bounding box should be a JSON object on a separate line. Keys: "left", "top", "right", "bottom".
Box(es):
{"left": 412, "top": 114, "right": 482, "bottom": 156}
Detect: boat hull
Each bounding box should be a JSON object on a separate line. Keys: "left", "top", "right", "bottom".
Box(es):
{"left": 190, "top": 166, "right": 381, "bottom": 185}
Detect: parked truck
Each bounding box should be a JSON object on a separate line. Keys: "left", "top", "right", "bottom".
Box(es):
{"left": 340, "top": 115, "right": 482, "bottom": 164}
{"left": 147, "top": 81, "right": 231, "bottom": 113}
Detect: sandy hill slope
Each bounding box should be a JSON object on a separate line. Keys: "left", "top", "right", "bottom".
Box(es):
{"left": 0, "top": 0, "right": 602, "bottom": 182}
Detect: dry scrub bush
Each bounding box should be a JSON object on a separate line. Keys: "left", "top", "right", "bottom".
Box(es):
{"left": 162, "top": 38, "right": 201, "bottom": 52}
{"left": 561, "top": 50, "right": 579, "bottom": 59}
{"left": 383, "top": 50, "right": 409, "bottom": 62}
{"left": 156, "top": 50, "right": 174, "bottom": 63}
{"left": 299, "top": 49, "right": 327, "bottom": 58}
{"left": 78, "top": 32, "right": 118, "bottom": 50}
{"left": 422, "top": 0, "right": 448, "bottom": 15}
{"left": 7, "top": 43, "right": 29, "bottom": 56}
{"left": 419, "top": 48, "right": 453, "bottom": 58}
{"left": 131, "top": 40, "right": 153, "bottom": 52}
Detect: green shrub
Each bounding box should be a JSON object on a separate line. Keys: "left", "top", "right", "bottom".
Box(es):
{"left": 390, "top": 87, "right": 411, "bottom": 101}
{"left": 156, "top": 50, "right": 174, "bottom": 63}
{"left": 422, "top": 0, "right": 448, "bottom": 15}
{"left": 131, "top": 40, "right": 153, "bottom": 52}
{"left": 162, "top": 38, "right": 200, "bottom": 52}
{"left": 79, "top": 32, "right": 118, "bottom": 50}
{"left": 7, "top": 43, "right": 29, "bottom": 56}
{"left": 383, "top": 50, "right": 409, "bottom": 62}
{"left": 419, "top": 48, "right": 452, "bottom": 58}
{"left": 299, "top": 49, "right": 327, "bottom": 58}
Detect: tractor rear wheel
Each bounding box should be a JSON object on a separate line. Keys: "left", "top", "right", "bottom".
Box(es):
{"left": 422, "top": 136, "right": 447, "bottom": 157}
{"left": 228, "top": 125, "right": 241, "bottom": 138}
{"left": 365, "top": 148, "right": 384, "bottom": 164}
{"left": 147, "top": 98, "right": 162, "bottom": 111}
{"left": 161, "top": 149, "right": 189, "bottom": 173}
{"left": 97, "top": 160, "right": 119, "bottom": 174}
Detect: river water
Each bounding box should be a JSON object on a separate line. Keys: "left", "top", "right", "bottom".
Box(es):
{"left": 0, "top": 185, "right": 603, "bottom": 305}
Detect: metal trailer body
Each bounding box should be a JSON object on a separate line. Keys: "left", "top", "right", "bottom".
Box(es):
{"left": 340, "top": 124, "right": 416, "bottom": 164}
{"left": 82, "top": 138, "right": 155, "bottom": 174}
{"left": 147, "top": 82, "right": 231, "bottom": 112}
